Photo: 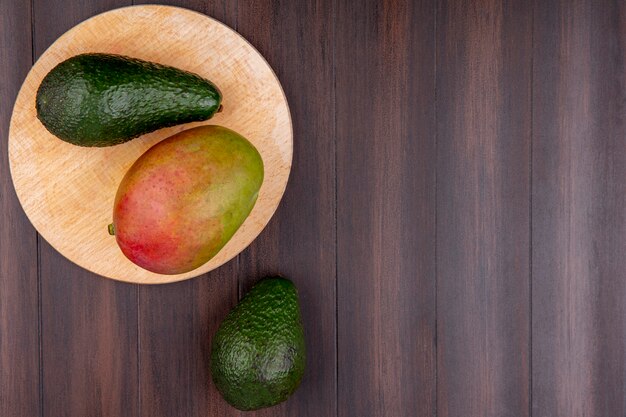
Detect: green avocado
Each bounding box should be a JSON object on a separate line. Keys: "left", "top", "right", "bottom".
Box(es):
{"left": 35, "top": 53, "right": 222, "bottom": 147}
{"left": 210, "top": 277, "right": 306, "bottom": 411}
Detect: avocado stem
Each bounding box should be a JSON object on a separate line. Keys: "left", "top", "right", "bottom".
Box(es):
{"left": 217, "top": 104, "right": 223, "bottom": 113}
{"left": 108, "top": 223, "right": 115, "bottom": 236}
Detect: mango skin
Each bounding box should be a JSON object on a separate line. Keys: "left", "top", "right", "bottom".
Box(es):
{"left": 112, "top": 125, "right": 263, "bottom": 275}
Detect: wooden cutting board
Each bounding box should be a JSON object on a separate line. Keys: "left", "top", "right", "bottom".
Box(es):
{"left": 8, "top": 5, "right": 292, "bottom": 284}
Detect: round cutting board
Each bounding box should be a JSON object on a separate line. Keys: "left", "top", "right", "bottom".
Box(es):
{"left": 8, "top": 5, "right": 292, "bottom": 284}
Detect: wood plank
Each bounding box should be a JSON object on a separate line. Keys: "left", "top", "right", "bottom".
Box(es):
{"left": 132, "top": 2, "right": 241, "bottom": 417}
{"left": 236, "top": 0, "right": 336, "bottom": 416}
{"left": 335, "top": 1, "right": 436, "bottom": 416}
{"left": 435, "top": 1, "right": 532, "bottom": 416}
{"left": 0, "top": 1, "right": 40, "bottom": 417}
{"left": 38, "top": 252, "right": 138, "bottom": 417}
{"left": 33, "top": 2, "right": 139, "bottom": 417}
{"left": 531, "top": 1, "right": 626, "bottom": 416}
{"left": 137, "top": 267, "right": 240, "bottom": 417}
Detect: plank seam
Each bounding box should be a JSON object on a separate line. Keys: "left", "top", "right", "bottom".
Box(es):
{"left": 37, "top": 239, "right": 43, "bottom": 417}
{"left": 136, "top": 286, "right": 140, "bottom": 417}
{"left": 32, "top": 1, "right": 44, "bottom": 415}
{"left": 333, "top": 0, "right": 339, "bottom": 415}
{"left": 528, "top": 1, "right": 535, "bottom": 416}
{"left": 433, "top": 0, "right": 438, "bottom": 416}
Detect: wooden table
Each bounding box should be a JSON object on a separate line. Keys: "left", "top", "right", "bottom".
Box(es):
{"left": 1, "top": 1, "right": 624, "bottom": 416}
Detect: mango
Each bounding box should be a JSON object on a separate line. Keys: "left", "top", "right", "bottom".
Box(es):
{"left": 111, "top": 125, "right": 263, "bottom": 275}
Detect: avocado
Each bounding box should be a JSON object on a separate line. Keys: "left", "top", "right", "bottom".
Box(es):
{"left": 210, "top": 277, "right": 306, "bottom": 411}
{"left": 36, "top": 53, "right": 222, "bottom": 146}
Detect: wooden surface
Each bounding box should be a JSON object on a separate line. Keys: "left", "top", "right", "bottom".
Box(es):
{"left": 436, "top": 1, "right": 532, "bottom": 416}
{"left": 9, "top": 5, "right": 292, "bottom": 284}
{"left": 531, "top": 1, "right": 626, "bottom": 416}
{"left": 336, "top": 1, "right": 435, "bottom": 416}
{"left": 0, "top": 1, "right": 40, "bottom": 417}
{"left": 1, "top": 0, "right": 625, "bottom": 416}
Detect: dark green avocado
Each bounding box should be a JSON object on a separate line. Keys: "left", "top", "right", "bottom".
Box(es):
{"left": 35, "top": 53, "right": 222, "bottom": 147}
{"left": 210, "top": 277, "right": 306, "bottom": 411}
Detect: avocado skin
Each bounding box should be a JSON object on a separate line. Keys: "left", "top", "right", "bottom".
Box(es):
{"left": 210, "top": 277, "right": 306, "bottom": 411}
{"left": 35, "top": 53, "right": 222, "bottom": 147}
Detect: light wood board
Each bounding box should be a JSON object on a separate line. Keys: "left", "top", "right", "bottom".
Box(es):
{"left": 8, "top": 5, "right": 292, "bottom": 284}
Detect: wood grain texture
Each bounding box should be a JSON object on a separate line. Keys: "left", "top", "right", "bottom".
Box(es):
{"left": 133, "top": 0, "right": 238, "bottom": 27}
{"left": 0, "top": 1, "right": 40, "bottom": 417}
{"left": 4, "top": 1, "right": 626, "bottom": 416}
{"left": 39, "top": 249, "right": 138, "bottom": 417}
{"left": 336, "top": 1, "right": 436, "bottom": 416}
{"left": 32, "top": 2, "right": 139, "bottom": 417}
{"left": 436, "top": 1, "right": 531, "bottom": 416}
{"left": 236, "top": 0, "right": 337, "bottom": 416}
{"left": 10, "top": 5, "right": 292, "bottom": 283}
{"left": 137, "top": 265, "right": 240, "bottom": 417}
{"left": 531, "top": 1, "right": 626, "bottom": 416}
